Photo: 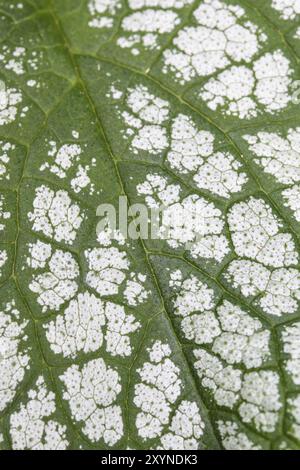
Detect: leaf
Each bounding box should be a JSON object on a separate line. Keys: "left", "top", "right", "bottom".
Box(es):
{"left": 0, "top": 0, "right": 300, "bottom": 451}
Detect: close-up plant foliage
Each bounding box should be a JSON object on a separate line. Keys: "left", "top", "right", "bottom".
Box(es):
{"left": 0, "top": 0, "right": 300, "bottom": 452}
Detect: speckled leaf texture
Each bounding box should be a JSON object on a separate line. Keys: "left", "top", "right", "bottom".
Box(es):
{"left": 1, "top": 0, "right": 300, "bottom": 451}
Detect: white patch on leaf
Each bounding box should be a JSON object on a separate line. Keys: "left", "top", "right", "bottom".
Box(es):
{"left": 271, "top": 0, "right": 300, "bottom": 20}
{"left": 170, "top": 270, "right": 216, "bottom": 317}
{"left": 0, "top": 250, "right": 8, "bottom": 271}
{"left": 134, "top": 340, "right": 181, "bottom": 439}
{"left": 0, "top": 83, "right": 24, "bottom": 126}
{"left": 128, "top": 1, "right": 193, "bottom": 8}
{"left": 122, "top": 9, "right": 179, "bottom": 34}
{"left": 282, "top": 322, "right": 300, "bottom": 385}
{"left": 194, "top": 349, "right": 281, "bottom": 433}
{"left": 157, "top": 401, "right": 205, "bottom": 450}
{"left": 168, "top": 114, "right": 248, "bottom": 197}
{"left": 287, "top": 395, "right": 300, "bottom": 441}
{"left": 170, "top": 271, "right": 271, "bottom": 367}
{"left": 60, "top": 359, "right": 123, "bottom": 446}
{"left": 243, "top": 129, "right": 300, "bottom": 185}
{"left": 28, "top": 186, "right": 84, "bottom": 244}
{"left": 115, "top": 0, "right": 193, "bottom": 55}
{"left": 137, "top": 174, "right": 229, "bottom": 261}
{"left": 0, "top": 141, "right": 15, "bottom": 181}
{"left": 199, "top": 50, "right": 293, "bottom": 119}
{"left": 85, "top": 237, "right": 148, "bottom": 304}
{"left": 88, "top": 0, "right": 121, "bottom": 29}
{"left": 44, "top": 292, "right": 106, "bottom": 358}
{"left": 105, "top": 302, "right": 140, "bottom": 356}
{"left": 0, "top": 46, "right": 26, "bottom": 75}
{"left": 217, "top": 421, "right": 262, "bottom": 450}
{"left": 117, "top": 85, "right": 169, "bottom": 155}
{"left": 282, "top": 185, "right": 300, "bottom": 222}
{"left": 195, "top": 349, "right": 242, "bottom": 408}
{"left": 212, "top": 301, "right": 270, "bottom": 368}
{"left": 44, "top": 293, "right": 140, "bottom": 359}
{"left": 40, "top": 142, "right": 82, "bottom": 179}
{"left": 163, "top": 0, "right": 266, "bottom": 84}
{"left": 239, "top": 371, "right": 281, "bottom": 433}
{"left": 226, "top": 260, "right": 300, "bottom": 316}
{"left": 40, "top": 141, "right": 95, "bottom": 195}
{"left": 28, "top": 241, "right": 79, "bottom": 312}
{"left": 71, "top": 165, "right": 94, "bottom": 194}
{"left": 0, "top": 45, "right": 44, "bottom": 76}
{"left": 10, "top": 376, "right": 68, "bottom": 450}
{"left": 228, "top": 197, "right": 298, "bottom": 267}
{"left": 85, "top": 247, "right": 129, "bottom": 296}
{"left": 0, "top": 300, "right": 30, "bottom": 413}
{"left": 134, "top": 340, "right": 204, "bottom": 449}
{"left": 124, "top": 274, "right": 149, "bottom": 306}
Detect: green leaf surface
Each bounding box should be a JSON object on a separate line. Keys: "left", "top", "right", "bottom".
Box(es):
{"left": 0, "top": 0, "right": 300, "bottom": 450}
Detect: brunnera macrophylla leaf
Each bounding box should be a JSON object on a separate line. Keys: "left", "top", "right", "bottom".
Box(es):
{"left": 0, "top": 0, "right": 300, "bottom": 451}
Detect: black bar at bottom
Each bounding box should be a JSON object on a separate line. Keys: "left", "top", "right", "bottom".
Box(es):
{"left": 0, "top": 449, "right": 299, "bottom": 466}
